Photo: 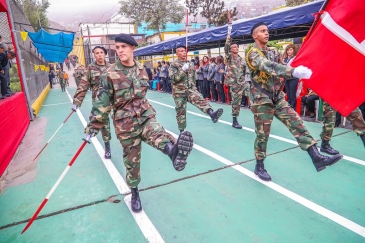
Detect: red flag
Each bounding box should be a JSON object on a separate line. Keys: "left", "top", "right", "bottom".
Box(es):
{"left": 291, "top": 0, "right": 365, "bottom": 116}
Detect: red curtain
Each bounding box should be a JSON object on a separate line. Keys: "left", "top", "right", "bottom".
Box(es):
{"left": 0, "top": 0, "right": 8, "bottom": 12}
{"left": 0, "top": 93, "right": 29, "bottom": 176}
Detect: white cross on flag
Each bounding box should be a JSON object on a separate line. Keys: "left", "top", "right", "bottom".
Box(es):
{"left": 292, "top": 0, "right": 365, "bottom": 116}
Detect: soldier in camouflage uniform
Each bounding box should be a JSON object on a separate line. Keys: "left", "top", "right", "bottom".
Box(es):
{"left": 72, "top": 46, "right": 112, "bottom": 159}
{"left": 73, "top": 65, "right": 85, "bottom": 87}
{"left": 320, "top": 101, "right": 365, "bottom": 154}
{"left": 246, "top": 22, "right": 343, "bottom": 181}
{"left": 224, "top": 30, "right": 250, "bottom": 129}
{"left": 169, "top": 45, "right": 224, "bottom": 132}
{"left": 84, "top": 34, "right": 194, "bottom": 213}
{"left": 57, "top": 70, "right": 65, "bottom": 92}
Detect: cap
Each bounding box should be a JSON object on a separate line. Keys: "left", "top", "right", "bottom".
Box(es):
{"left": 251, "top": 22, "right": 268, "bottom": 35}
{"left": 115, "top": 34, "right": 138, "bottom": 46}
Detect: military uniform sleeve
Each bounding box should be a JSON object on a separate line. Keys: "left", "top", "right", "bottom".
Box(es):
{"left": 168, "top": 63, "right": 183, "bottom": 84}
{"left": 248, "top": 49, "right": 293, "bottom": 78}
{"left": 73, "top": 68, "right": 90, "bottom": 106}
{"left": 85, "top": 73, "right": 113, "bottom": 135}
{"left": 224, "top": 37, "right": 231, "bottom": 62}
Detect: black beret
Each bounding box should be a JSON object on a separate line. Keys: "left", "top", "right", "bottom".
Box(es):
{"left": 92, "top": 46, "right": 107, "bottom": 55}
{"left": 251, "top": 22, "right": 268, "bottom": 35}
{"left": 176, "top": 45, "right": 186, "bottom": 50}
{"left": 115, "top": 34, "right": 138, "bottom": 46}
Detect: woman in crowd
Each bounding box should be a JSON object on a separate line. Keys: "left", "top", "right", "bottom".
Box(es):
{"left": 281, "top": 44, "right": 299, "bottom": 108}
{"left": 215, "top": 56, "right": 226, "bottom": 104}
{"left": 207, "top": 57, "right": 217, "bottom": 102}
{"left": 196, "top": 60, "right": 204, "bottom": 94}
{"left": 202, "top": 56, "right": 210, "bottom": 99}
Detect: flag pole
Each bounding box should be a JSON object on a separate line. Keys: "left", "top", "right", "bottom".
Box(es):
{"left": 304, "top": 0, "right": 331, "bottom": 41}
{"left": 185, "top": 9, "right": 188, "bottom": 60}
{"left": 21, "top": 141, "right": 88, "bottom": 234}
{"left": 33, "top": 110, "right": 75, "bottom": 161}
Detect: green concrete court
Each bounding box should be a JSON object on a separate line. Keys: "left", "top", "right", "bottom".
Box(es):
{"left": 0, "top": 82, "right": 364, "bottom": 243}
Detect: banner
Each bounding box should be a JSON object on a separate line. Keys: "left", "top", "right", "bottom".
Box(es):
{"left": 20, "top": 31, "right": 28, "bottom": 42}
{"left": 292, "top": 0, "right": 365, "bottom": 116}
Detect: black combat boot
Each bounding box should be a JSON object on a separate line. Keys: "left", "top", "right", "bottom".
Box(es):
{"left": 104, "top": 141, "right": 111, "bottom": 159}
{"left": 164, "top": 131, "right": 194, "bottom": 171}
{"left": 130, "top": 187, "right": 142, "bottom": 213}
{"left": 320, "top": 139, "right": 339, "bottom": 155}
{"left": 254, "top": 160, "right": 271, "bottom": 181}
{"left": 361, "top": 134, "right": 365, "bottom": 147}
{"left": 232, "top": 117, "right": 242, "bottom": 129}
{"left": 207, "top": 108, "right": 223, "bottom": 123}
{"left": 307, "top": 145, "right": 343, "bottom": 172}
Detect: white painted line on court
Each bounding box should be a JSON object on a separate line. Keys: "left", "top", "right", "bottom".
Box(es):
{"left": 166, "top": 129, "right": 365, "bottom": 238}
{"left": 42, "top": 101, "right": 71, "bottom": 107}
{"left": 150, "top": 99, "right": 365, "bottom": 166}
{"left": 42, "top": 100, "right": 91, "bottom": 107}
{"left": 65, "top": 90, "right": 165, "bottom": 243}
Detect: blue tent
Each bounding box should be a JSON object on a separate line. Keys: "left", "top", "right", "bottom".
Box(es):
{"left": 134, "top": 1, "right": 324, "bottom": 56}
{"left": 27, "top": 29, "right": 75, "bottom": 63}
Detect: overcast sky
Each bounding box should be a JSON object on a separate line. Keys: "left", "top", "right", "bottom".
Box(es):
{"left": 47, "top": 0, "right": 120, "bottom": 27}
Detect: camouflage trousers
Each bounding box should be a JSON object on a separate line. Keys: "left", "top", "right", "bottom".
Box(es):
{"left": 91, "top": 99, "right": 111, "bottom": 142}
{"left": 251, "top": 98, "right": 316, "bottom": 160}
{"left": 321, "top": 101, "right": 365, "bottom": 140}
{"left": 117, "top": 116, "right": 175, "bottom": 188}
{"left": 229, "top": 83, "right": 250, "bottom": 117}
{"left": 173, "top": 88, "right": 212, "bottom": 131}
{"left": 229, "top": 85, "right": 244, "bottom": 117}
{"left": 60, "top": 79, "right": 65, "bottom": 91}
{"left": 75, "top": 78, "right": 81, "bottom": 87}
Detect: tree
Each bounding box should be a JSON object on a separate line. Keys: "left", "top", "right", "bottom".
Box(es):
{"left": 185, "top": 0, "right": 238, "bottom": 27}
{"left": 119, "top": 0, "right": 185, "bottom": 41}
{"left": 215, "top": 7, "right": 238, "bottom": 26}
{"left": 285, "top": 0, "right": 314, "bottom": 7}
{"left": 16, "top": 0, "right": 50, "bottom": 31}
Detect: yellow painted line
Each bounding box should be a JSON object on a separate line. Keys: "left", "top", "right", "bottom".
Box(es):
{"left": 31, "top": 84, "right": 50, "bottom": 116}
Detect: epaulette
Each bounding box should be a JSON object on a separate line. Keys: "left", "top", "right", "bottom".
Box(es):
{"left": 245, "top": 48, "right": 271, "bottom": 84}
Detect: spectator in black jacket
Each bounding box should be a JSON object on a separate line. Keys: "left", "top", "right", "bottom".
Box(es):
{"left": 207, "top": 57, "right": 217, "bottom": 102}
{"left": 196, "top": 60, "right": 204, "bottom": 94}
{"left": 215, "top": 56, "right": 226, "bottom": 103}
{"left": 144, "top": 65, "right": 153, "bottom": 80}
{"left": 202, "top": 56, "right": 210, "bottom": 99}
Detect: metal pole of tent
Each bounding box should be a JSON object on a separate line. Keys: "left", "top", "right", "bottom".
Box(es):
{"left": 106, "top": 23, "right": 111, "bottom": 63}
{"left": 6, "top": 0, "right": 34, "bottom": 120}
{"left": 87, "top": 25, "right": 92, "bottom": 64}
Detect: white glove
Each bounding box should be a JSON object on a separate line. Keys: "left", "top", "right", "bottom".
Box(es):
{"left": 292, "top": 65, "right": 312, "bottom": 79}
{"left": 182, "top": 62, "right": 190, "bottom": 72}
{"left": 228, "top": 23, "right": 232, "bottom": 35}
{"left": 72, "top": 104, "right": 79, "bottom": 111}
{"left": 83, "top": 133, "right": 94, "bottom": 143}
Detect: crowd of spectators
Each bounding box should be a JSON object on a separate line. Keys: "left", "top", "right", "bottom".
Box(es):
{"left": 0, "top": 35, "right": 16, "bottom": 99}
{"left": 143, "top": 48, "right": 364, "bottom": 124}
{"left": 145, "top": 55, "right": 249, "bottom": 107}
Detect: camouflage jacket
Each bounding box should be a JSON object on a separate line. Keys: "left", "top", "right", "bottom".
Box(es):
{"left": 86, "top": 60, "right": 156, "bottom": 136}
{"left": 73, "top": 67, "right": 85, "bottom": 80}
{"left": 246, "top": 43, "right": 294, "bottom": 105}
{"left": 169, "top": 59, "right": 196, "bottom": 94}
{"left": 57, "top": 71, "right": 64, "bottom": 81}
{"left": 224, "top": 37, "right": 246, "bottom": 86}
{"left": 73, "top": 61, "right": 110, "bottom": 107}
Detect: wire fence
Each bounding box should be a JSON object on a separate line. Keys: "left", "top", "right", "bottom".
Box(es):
{"left": 0, "top": 0, "right": 49, "bottom": 105}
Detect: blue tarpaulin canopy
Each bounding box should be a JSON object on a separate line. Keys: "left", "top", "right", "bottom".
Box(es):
{"left": 27, "top": 29, "right": 75, "bottom": 63}
{"left": 134, "top": 1, "right": 324, "bottom": 56}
